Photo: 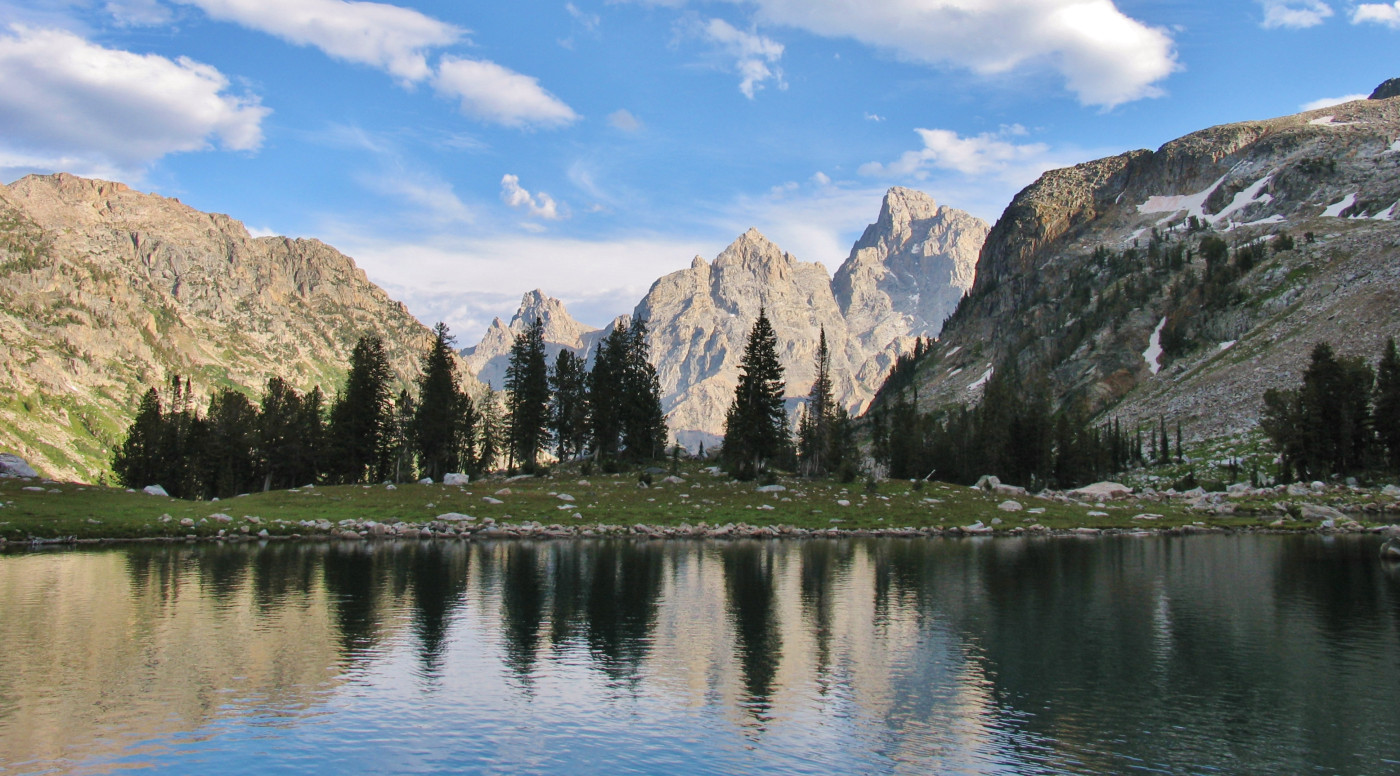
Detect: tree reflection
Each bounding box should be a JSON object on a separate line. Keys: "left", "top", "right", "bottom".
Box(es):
{"left": 322, "top": 542, "right": 385, "bottom": 660}
{"left": 582, "top": 541, "right": 665, "bottom": 685}
{"left": 408, "top": 542, "right": 469, "bottom": 679}
{"left": 800, "top": 539, "right": 852, "bottom": 687}
{"left": 499, "top": 542, "right": 546, "bottom": 685}
{"left": 721, "top": 540, "right": 782, "bottom": 719}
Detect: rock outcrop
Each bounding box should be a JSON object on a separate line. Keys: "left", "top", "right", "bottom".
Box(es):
{"left": 891, "top": 84, "right": 1400, "bottom": 441}
{"left": 0, "top": 173, "right": 477, "bottom": 482}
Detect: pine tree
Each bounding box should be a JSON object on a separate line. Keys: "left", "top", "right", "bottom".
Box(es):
{"left": 797, "top": 327, "right": 835, "bottom": 477}
{"left": 296, "top": 386, "right": 326, "bottom": 486}
{"left": 505, "top": 317, "right": 551, "bottom": 472}
{"left": 1376, "top": 337, "right": 1400, "bottom": 471}
{"left": 328, "top": 334, "right": 394, "bottom": 483}
{"left": 200, "top": 388, "right": 259, "bottom": 499}
{"left": 722, "top": 309, "right": 786, "bottom": 480}
{"left": 414, "top": 322, "right": 467, "bottom": 482}
{"left": 113, "top": 388, "right": 165, "bottom": 490}
{"left": 587, "top": 325, "right": 627, "bottom": 463}
{"left": 620, "top": 318, "right": 667, "bottom": 461}
{"left": 391, "top": 388, "right": 416, "bottom": 483}
{"left": 549, "top": 349, "right": 589, "bottom": 462}
{"left": 475, "top": 388, "right": 504, "bottom": 475}
{"left": 256, "top": 377, "right": 303, "bottom": 492}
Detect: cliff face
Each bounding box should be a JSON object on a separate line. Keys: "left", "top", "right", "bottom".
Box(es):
{"left": 461, "top": 289, "right": 601, "bottom": 390}
{"left": 0, "top": 173, "right": 475, "bottom": 482}
{"left": 897, "top": 90, "right": 1400, "bottom": 440}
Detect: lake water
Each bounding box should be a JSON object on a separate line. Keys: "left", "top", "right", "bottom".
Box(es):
{"left": 2, "top": 535, "right": 1398, "bottom": 775}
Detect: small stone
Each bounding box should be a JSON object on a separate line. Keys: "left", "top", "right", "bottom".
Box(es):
{"left": 756, "top": 484, "right": 786, "bottom": 493}
{"left": 257, "top": 529, "right": 269, "bottom": 538}
{"left": 142, "top": 484, "right": 169, "bottom": 497}
{"left": 179, "top": 517, "right": 195, "bottom": 527}
{"left": 997, "top": 500, "right": 1023, "bottom": 512}
{"left": 483, "top": 497, "right": 504, "bottom": 505}
{"left": 495, "top": 488, "right": 512, "bottom": 496}
{"left": 210, "top": 513, "right": 233, "bottom": 523}
{"left": 836, "top": 499, "right": 851, "bottom": 507}
{"left": 444, "top": 473, "right": 470, "bottom": 486}
{"left": 418, "top": 478, "right": 433, "bottom": 485}
{"left": 662, "top": 476, "right": 686, "bottom": 485}
{"left": 1299, "top": 504, "right": 1346, "bottom": 522}
{"left": 557, "top": 493, "right": 575, "bottom": 502}
{"left": 386, "top": 484, "right": 397, "bottom": 491}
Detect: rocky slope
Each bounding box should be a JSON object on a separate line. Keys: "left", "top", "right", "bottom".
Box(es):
{"left": 461, "top": 289, "right": 604, "bottom": 390}
{"left": 890, "top": 88, "right": 1400, "bottom": 441}
{"left": 0, "top": 173, "right": 476, "bottom": 482}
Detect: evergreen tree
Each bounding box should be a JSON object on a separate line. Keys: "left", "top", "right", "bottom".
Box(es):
{"left": 797, "top": 328, "right": 835, "bottom": 477}
{"left": 1263, "top": 342, "right": 1375, "bottom": 479}
{"left": 475, "top": 389, "right": 504, "bottom": 475}
{"left": 505, "top": 317, "right": 551, "bottom": 472}
{"left": 391, "top": 389, "right": 417, "bottom": 483}
{"left": 296, "top": 386, "right": 327, "bottom": 486}
{"left": 619, "top": 319, "right": 667, "bottom": 461}
{"left": 549, "top": 349, "right": 589, "bottom": 462}
{"left": 113, "top": 388, "right": 165, "bottom": 490}
{"left": 200, "top": 388, "right": 259, "bottom": 499}
{"left": 722, "top": 309, "right": 786, "bottom": 480}
{"left": 414, "top": 322, "right": 467, "bottom": 481}
{"left": 1376, "top": 338, "right": 1400, "bottom": 470}
{"left": 327, "top": 334, "right": 394, "bottom": 483}
{"left": 587, "top": 325, "right": 627, "bottom": 463}
{"left": 256, "top": 377, "right": 302, "bottom": 492}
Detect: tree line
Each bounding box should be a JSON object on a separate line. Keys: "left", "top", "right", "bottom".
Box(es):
{"left": 113, "top": 318, "right": 668, "bottom": 498}
{"left": 1262, "top": 339, "right": 1400, "bottom": 481}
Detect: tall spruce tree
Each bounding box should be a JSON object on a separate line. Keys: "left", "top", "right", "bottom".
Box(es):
{"left": 1264, "top": 342, "right": 1375, "bottom": 479}
{"left": 113, "top": 388, "right": 165, "bottom": 490}
{"left": 390, "top": 389, "right": 417, "bottom": 483}
{"left": 549, "top": 349, "right": 589, "bottom": 462}
{"left": 722, "top": 309, "right": 786, "bottom": 480}
{"left": 297, "top": 386, "right": 327, "bottom": 485}
{"left": 328, "top": 334, "right": 394, "bottom": 483}
{"left": 505, "top": 317, "right": 550, "bottom": 472}
{"left": 200, "top": 388, "right": 259, "bottom": 499}
{"left": 414, "top": 322, "right": 469, "bottom": 481}
{"left": 475, "top": 388, "right": 504, "bottom": 475}
{"left": 797, "top": 328, "right": 835, "bottom": 477}
{"left": 1376, "top": 337, "right": 1400, "bottom": 471}
{"left": 620, "top": 318, "right": 667, "bottom": 461}
{"left": 256, "top": 377, "right": 303, "bottom": 492}
{"left": 587, "top": 325, "right": 627, "bottom": 463}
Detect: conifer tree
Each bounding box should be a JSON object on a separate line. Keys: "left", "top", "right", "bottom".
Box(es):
{"left": 328, "top": 334, "right": 394, "bottom": 483}
{"left": 587, "top": 325, "right": 628, "bottom": 463}
{"left": 475, "top": 388, "right": 504, "bottom": 475}
{"left": 297, "top": 386, "right": 326, "bottom": 485}
{"left": 550, "top": 349, "right": 589, "bottom": 462}
{"left": 1376, "top": 337, "right": 1400, "bottom": 470}
{"left": 113, "top": 388, "right": 165, "bottom": 490}
{"left": 620, "top": 318, "right": 667, "bottom": 461}
{"left": 391, "top": 388, "right": 416, "bottom": 483}
{"left": 256, "top": 376, "right": 302, "bottom": 492}
{"left": 200, "top": 388, "right": 259, "bottom": 499}
{"left": 414, "top": 322, "right": 468, "bottom": 481}
{"left": 722, "top": 309, "right": 786, "bottom": 480}
{"left": 505, "top": 317, "right": 551, "bottom": 472}
{"left": 797, "top": 328, "right": 835, "bottom": 477}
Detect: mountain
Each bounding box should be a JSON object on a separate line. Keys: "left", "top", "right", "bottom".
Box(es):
{"left": 461, "top": 289, "right": 602, "bottom": 390}
{"left": 459, "top": 189, "right": 988, "bottom": 451}
{"left": 0, "top": 173, "right": 476, "bottom": 482}
{"left": 886, "top": 86, "right": 1400, "bottom": 441}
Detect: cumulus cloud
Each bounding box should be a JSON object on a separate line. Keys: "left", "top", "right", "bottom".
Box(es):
{"left": 174, "top": 0, "right": 460, "bottom": 82}
{"left": 434, "top": 57, "right": 579, "bottom": 127}
{"left": 701, "top": 18, "right": 785, "bottom": 99}
{"left": 608, "top": 109, "right": 642, "bottom": 131}
{"left": 1300, "top": 93, "right": 1369, "bottom": 111}
{"left": 1353, "top": 1, "right": 1400, "bottom": 27}
{"left": 642, "top": 0, "right": 1176, "bottom": 107}
{"left": 501, "top": 174, "right": 562, "bottom": 220}
{"left": 1260, "top": 0, "right": 1333, "bottom": 28}
{"left": 0, "top": 25, "right": 268, "bottom": 178}
{"left": 859, "top": 126, "right": 1050, "bottom": 178}
{"left": 105, "top": 0, "right": 174, "bottom": 26}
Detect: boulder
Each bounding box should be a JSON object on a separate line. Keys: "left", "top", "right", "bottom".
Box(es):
{"left": 662, "top": 475, "right": 686, "bottom": 485}
{"left": 1382, "top": 538, "right": 1400, "bottom": 561}
{"left": 483, "top": 497, "right": 504, "bottom": 505}
{"left": 1070, "top": 482, "right": 1133, "bottom": 500}
{"left": 756, "top": 484, "right": 786, "bottom": 493}
{"left": 1286, "top": 483, "right": 1311, "bottom": 496}
{"left": 1382, "top": 484, "right": 1400, "bottom": 498}
{"left": 443, "top": 473, "right": 470, "bottom": 486}
{"left": 0, "top": 454, "right": 39, "bottom": 478}
{"left": 1299, "top": 504, "right": 1346, "bottom": 522}
{"left": 418, "top": 478, "right": 433, "bottom": 485}
{"left": 998, "top": 500, "right": 1023, "bottom": 512}
{"left": 143, "top": 484, "right": 169, "bottom": 497}
{"left": 973, "top": 475, "right": 1001, "bottom": 491}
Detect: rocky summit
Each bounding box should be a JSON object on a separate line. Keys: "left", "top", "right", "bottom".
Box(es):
{"left": 0, "top": 173, "right": 474, "bottom": 482}
{"left": 891, "top": 87, "right": 1400, "bottom": 441}
{"left": 461, "top": 289, "right": 607, "bottom": 390}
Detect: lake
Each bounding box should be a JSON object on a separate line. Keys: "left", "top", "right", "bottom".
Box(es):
{"left": 2, "top": 535, "right": 1398, "bottom": 775}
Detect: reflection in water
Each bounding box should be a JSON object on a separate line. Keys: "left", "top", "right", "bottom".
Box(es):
{"left": 1, "top": 535, "right": 1399, "bottom": 775}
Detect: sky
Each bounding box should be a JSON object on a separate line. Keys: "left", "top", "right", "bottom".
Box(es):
{"left": 0, "top": 0, "right": 1396, "bottom": 339}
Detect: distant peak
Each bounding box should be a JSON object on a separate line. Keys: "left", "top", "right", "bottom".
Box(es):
{"left": 716, "top": 227, "right": 787, "bottom": 267}
{"left": 691, "top": 255, "right": 708, "bottom": 269}
{"left": 880, "top": 186, "right": 941, "bottom": 222}
{"left": 1371, "top": 78, "right": 1400, "bottom": 101}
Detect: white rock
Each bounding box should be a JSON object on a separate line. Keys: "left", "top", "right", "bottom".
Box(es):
{"left": 495, "top": 488, "right": 512, "bottom": 496}
{"left": 577, "top": 479, "right": 591, "bottom": 487}
{"left": 662, "top": 476, "right": 686, "bottom": 485}
{"left": 836, "top": 499, "right": 851, "bottom": 507}
{"left": 1287, "top": 483, "right": 1311, "bottom": 496}
{"left": 443, "top": 473, "right": 470, "bottom": 486}
{"left": 557, "top": 493, "right": 575, "bottom": 502}
{"left": 483, "top": 497, "right": 504, "bottom": 505}
{"left": 997, "top": 500, "right": 1023, "bottom": 512}
{"left": 1299, "top": 504, "right": 1346, "bottom": 522}
{"left": 418, "top": 477, "right": 433, "bottom": 485}
{"left": 1382, "top": 484, "right": 1400, "bottom": 497}
{"left": 437, "top": 512, "right": 473, "bottom": 521}
{"left": 257, "top": 529, "right": 269, "bottom": 538}
{"left": 142, "top": 484, "right": 169, "bottom": 497}
{"left": 386, "top": 484, "right": 397, "bottom": 491}
{"left": 179, "top": 517, "right": 195, "bottom": 527}
{"left": 1087, "top": 510, "right": 1109, "bottom": 517}
{"left": 210, "top": 513, "right": 233, "bottom": 523}
{"left": 973, "top": 475, "right": 1001, "bottom": 491}
{"left": 756, "top": 484, "right": 786, "bottom": 493}
{"left": 1070, "top": 482, "right": 1132, "bottom": 500}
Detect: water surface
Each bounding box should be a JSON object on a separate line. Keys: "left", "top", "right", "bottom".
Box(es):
{"left": 2, "top": 535, "right": 1398, "bottom": 774}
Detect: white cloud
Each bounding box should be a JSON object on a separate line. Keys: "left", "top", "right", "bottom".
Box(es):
{"left": 811, "top": 171, "right": 831, "bottom": 186}
{"left": 643, "top": 0, "right": 1176, "bottom": 107}
{"left": 501, "top": 174, "right": 562, "bottom": 220}
{"left": 434, "top": 57, "right": 579, "bottom": 127}
{"left": 1300, "top": 93, "right": 1369, "bottom": 111}
{"left": 366, "top": 172, "right": 474, "bottom": 224}
{"left": 701, "top": 18, "right": 784, "bottom": 99}
{"left": 608, "top": 109, "right": 642, "bottom": 131}
{"left": 1353, "top": 1, "right": 1400, "bottom": 27}
{"left": 565, "top": 2, "right": 601, "bottom": 31}
{"left": 174, "top": 0, "right": 460, "bottom": 82}
{"left": 0, "top": 25, "right": 268, "bottom": 179}
{"left": 860, "top": 127, "right": 1051, "bottom": 178}
{"left": 1260, "top": 0, "right": 1333, "bottom": 28}
{"left": 864, "top": 113, "right": 885, "bottom": 122}
{"left": 105, "top": 0, "right": 174, "bottom": 26}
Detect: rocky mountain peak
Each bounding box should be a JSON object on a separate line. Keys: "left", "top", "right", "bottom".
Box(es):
{"left": 462, "top": 290, "right": 598, "bottom": 389}
{"left": 1371, "top": 78, "right": 1400, "bottom": 101}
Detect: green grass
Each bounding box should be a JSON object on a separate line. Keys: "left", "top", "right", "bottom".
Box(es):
{"left": 3, "top": 460, "right": 1385, "bottom": 544}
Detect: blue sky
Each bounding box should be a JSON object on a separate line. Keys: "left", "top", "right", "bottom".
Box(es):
{"left": 1, "top": 0, "right": 1396, "bottom": 339}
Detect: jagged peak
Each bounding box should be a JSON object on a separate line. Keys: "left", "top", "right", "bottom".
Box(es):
{"left": 1371, "top": 77, "right": 1400, "bottom": 101}
{"left": 690, "top": 255, "right": 708, "bottom": 270}
{"left": 715, "top": 226, "right": 789, "bottom": 268}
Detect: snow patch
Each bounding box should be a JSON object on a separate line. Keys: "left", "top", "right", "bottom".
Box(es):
{"left": 947, "top": 367, "right": 962, "bottom": 378}
{"left": 945, "top": 346, "right": 961, "bottom": 357}
{"left": 967, "top": 367, "right": 993, "bottom": 392}
{"left": 1143, "top": 317, "right": 1167, "bottom": 375}
{"left": 1137, "top": 174, "right": 1226, "bottom": 222}
{"left": 1321, "top": 192, "right": 1356, "bottom": 218}
{"left": 1371, "top": 200, "right": 1399, "bottom": 221}
{"left": 1222, "top": 214, "right": 1286, "bottom": 232}
{"left": 1390, "top": 139, "right": 1400, "bottom": 153}
{"left": 1212, "top": 175, "right": 1274, "bottom": 225}
{"left": 1218, "top": 340, "right": 1236, "bottom": 351}
{"left": 1308, "top": 115, "right": 1336, "bottom": 126}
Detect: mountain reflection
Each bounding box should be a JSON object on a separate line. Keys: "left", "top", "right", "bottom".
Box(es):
{"left": 3, "top": 535, "right": 1399, "bottom": 775}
